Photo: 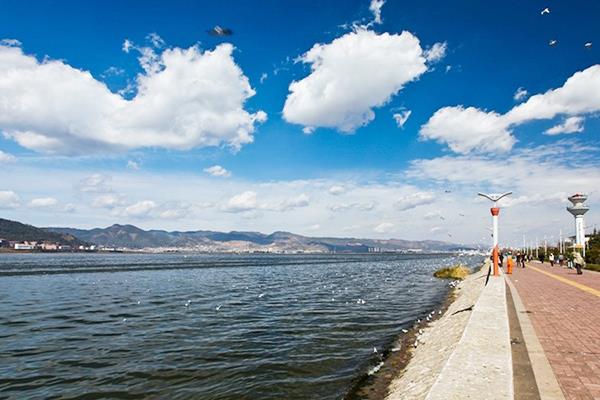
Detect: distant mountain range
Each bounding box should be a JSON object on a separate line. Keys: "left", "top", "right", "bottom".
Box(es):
{"left": 46, "top": 223, "right": 475, "bottom": 253}
{"left": 0, "top": 218, "right": 87, "bottom": 247}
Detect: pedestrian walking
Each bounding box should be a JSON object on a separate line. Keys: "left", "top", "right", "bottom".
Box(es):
{"left": 573, "top": 252, "right": 585, "bottom": 275}
{"left": 549, "top": 253, "right": 555, "bottom": 267}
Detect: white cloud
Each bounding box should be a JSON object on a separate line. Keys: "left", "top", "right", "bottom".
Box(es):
{"left": 544, "top": 116, "right": 584, "bottom": 135}
{"left": 28, "top": 197, "right": 58, "bottom": 208}
{"left": 122, "top": 39, "right": 133, "bottom": 53}
{"left": 395, "top": 192, "right": 435, "bottom": 211}
{"left": 0, "top": 190, "right": 20, "bottom": 208}
{"left": 420, "top": 106, "right": 515, "bottom": 154}
{"left": 424, "top": 210, "right": 442, "bottom": 220}
{"left": 91, "top": 194, "right": 126, "bottom": 209}
{"left": 0, "top": 41, "right": 266, "bottom": 154}
{"left": 329, "top": 202, "right": 375, "bottom": 212}
{"left": 374, "top": 222, "right": 394, "bottom": 233}
{"left": 127, "top": 160, "right": 140, "bottom": 170}
{"left": 393, "top": 110, "right": 412, "bottom": 128}
{"left": 430, "top": 226, "right": 443, "bottom": 233}
{"left": 271, "top": 193, "right": 310, "bottom": 211}
{"left": 282, "top": 29, "right": 428, "bottom": 133}
{"left": 0, "top": 150, "right": 16, "bottom": 163}
{"left": 260, "top": 72, "right": 268, "bottom": 84}
{"left": 505, "top": 65, "right": 600, "bottom": 124}
{"left": 77, "top": 174, "right": 112, "bottom": 193}
{"left": 424, "top": 42, "right": 447, "bottom": 63}
{"left": 146, "top": 33, "right": 165, "bottom": 48}
{"left": 101, "top": 66, "right": 125, "bottom": 78}
{"left": 421, "top": 65, "right": 600, "bottom": 154}
{"left": 0, "top": 39, "right": 21, "bottom": 47}
{"left": 328, "top": 185, "right": 346, "bottom": 195}
{"left": 222, "top": 191, "right": 258, "bottom": 213}
{"left": 513, "top": 87, "right": 528, "bottom": 102}
{"left": 204, "top": 165, "right": 231, "bottom": 177}
{"left": 369, "top": 0, "right": 386, "bottom": 24}
{"left": 122, "top": 200, "right": 157, "bottom": 217}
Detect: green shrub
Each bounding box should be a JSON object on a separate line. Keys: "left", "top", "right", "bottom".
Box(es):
{"left": 434, "top": 265, "right": 470, "bottom": 280}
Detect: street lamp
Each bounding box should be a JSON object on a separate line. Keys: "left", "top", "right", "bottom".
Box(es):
{"left": 478, "top": 192, "right": 512, "bottom": 276}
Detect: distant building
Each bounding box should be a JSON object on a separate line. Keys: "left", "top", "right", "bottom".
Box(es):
{"left": 41, "top": 242, "right": 59, "bottom": 251}
{"left": 14, "top": 243, "right": 35, "bottom": 250}
{"left": 0, "top": 238, "right": 9, "bottom": 248}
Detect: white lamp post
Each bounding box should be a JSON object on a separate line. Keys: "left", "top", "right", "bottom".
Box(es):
{"left": 478, "top": 192, "right": 512, "bottom": 276}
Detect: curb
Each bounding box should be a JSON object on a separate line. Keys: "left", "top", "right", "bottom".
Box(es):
{"left": 505, "top": 276, "right": 565, "bottom": 400}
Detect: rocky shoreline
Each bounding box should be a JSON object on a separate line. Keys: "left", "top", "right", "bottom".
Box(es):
{"left": 346, "top": 264, "right": 486, "bottom": 400}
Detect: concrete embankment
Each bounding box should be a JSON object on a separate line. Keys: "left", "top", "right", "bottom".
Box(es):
{"left": 386, "top": 264, "right": 513, "bottom": 400}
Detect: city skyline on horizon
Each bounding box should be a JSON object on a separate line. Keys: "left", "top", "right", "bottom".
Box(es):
{"left": 0, "top": 0, "right": 599, "bottom": 247}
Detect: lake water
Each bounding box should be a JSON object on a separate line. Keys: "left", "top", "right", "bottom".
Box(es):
{"left": 0, "top": 253, "right": 482, "bottom": 399}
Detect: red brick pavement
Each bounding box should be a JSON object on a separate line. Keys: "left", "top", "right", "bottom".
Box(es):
{"left": 509, "top": 262, "right": 600, "bottom": 400}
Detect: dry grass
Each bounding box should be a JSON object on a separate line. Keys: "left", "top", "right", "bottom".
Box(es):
{"left": 433, "top": 265, "right": 471, "bottom": 280}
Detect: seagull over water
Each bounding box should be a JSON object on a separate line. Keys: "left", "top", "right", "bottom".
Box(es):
{"left": 585, "top": 42, "right": 593, "bottom": 49}
{"left": 541, "top": 7, "right": 550, "bottom": 15}
{"left": 549, "top": 39, "right": 558, "bottom": 47}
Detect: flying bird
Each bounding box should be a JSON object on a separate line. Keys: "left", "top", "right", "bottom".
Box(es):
{"left": 549, "top": 39, "right": 558, "bottom": 47}
{"left": 585, "top": 42, "right": 592, "bottom": 49}
{"left": 207, "top": 26, "right": 233, "bottom": 37}
{"left": 541, "top": 7, "right": 550, "bottom": 15}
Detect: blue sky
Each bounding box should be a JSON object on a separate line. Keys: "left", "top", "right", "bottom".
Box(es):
{"left": 0, "top": 0, "right": 599, "bottom": 245}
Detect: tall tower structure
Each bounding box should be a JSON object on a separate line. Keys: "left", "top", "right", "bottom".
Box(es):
{"left": 567, "top": 194, "right": 589, "bottom": 256}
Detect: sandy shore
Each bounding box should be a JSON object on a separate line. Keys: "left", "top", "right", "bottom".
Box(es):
{"left": 383, "top": 264, "right": 487, "bottom": 399}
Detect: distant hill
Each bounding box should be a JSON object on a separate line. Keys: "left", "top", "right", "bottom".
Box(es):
{"left": 47, "top": 223, "right": 475, "bottom": 253}
{"left": 0, "top": 218, "right": 87, "bottom": 246}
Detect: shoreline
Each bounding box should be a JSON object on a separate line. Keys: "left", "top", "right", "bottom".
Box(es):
{"left": 347, "top": 263, "right": 486, "bottom": 400}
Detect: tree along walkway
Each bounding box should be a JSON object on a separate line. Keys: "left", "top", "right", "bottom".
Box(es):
{"left": 508, "top": 262, "right": 600, "bottom": 400}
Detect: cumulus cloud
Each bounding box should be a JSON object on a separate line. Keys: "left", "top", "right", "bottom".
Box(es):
{"left": 329, "top": 202, "right": 375, "bottom": 212}
{"left": 0, "top": 190, "right": 20, "bottom": 208}
{"left": 0, "top": 38, "right": 21, "bottom": 47}
{"left": 127, "top": 160, "right": 140, "bottom": 170}
{"left": 369, "top": 0, "right": 386, "bottom": 24}
{"left": 204, "top": 165, "right": 231, "bottom": 177}
{"left": 0, "top": 40, "right": 266, "bottom": 154}
{"left": 77, "top": 174, "right": 112, "bottom": 193}
{"left": 544, "top": 116, "right": 584, "bottom": 135}
{"left": 394, "top": 192, "right": 435, "bottom": 211}
{"left": 374, "top": 222, "right": 394, "bottom": 233}
{"left": 270, "top": 193, "right": 311, "bottom": 211}
{"left": 420, "top": 65, "right": 600, "bottom": 154}
{"left": 222, "top": 191, "right": 258, "bottom": 213}
{"left": 91, "top": 194, "right": 126, "bottom": 209}
{"left": 393, "top": 110, "right": 412, "bottom": 128}
{"left": 420, "top": 106, "right": 515, "bottom": 154}
{"left": 0, "top": 150, "right": 16, "bottom": 163}
{"left": 423, "top": 42, "right": 447, "bottom": 63}
{"left": 282, "top": 29, "right": 428, "bottom": 133}
{"left": 329, "top": 185, "right": 346, "bottom": 195}
{"left": 28, "top": 197, "right": 58, "bottom": 208}
{"left": 513, "top": 87, "right": 528, "bottom": 102}
{"left": 122, "top": 200, "right": 157, "bottom": 217}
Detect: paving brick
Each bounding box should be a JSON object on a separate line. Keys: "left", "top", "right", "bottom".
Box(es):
{"left": 509, "top": 262, "right": 600, "bottom": 400}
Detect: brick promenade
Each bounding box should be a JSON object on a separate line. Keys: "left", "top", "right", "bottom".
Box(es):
{"left": 509, "top": 262, "right": 600, "bottom": 400}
